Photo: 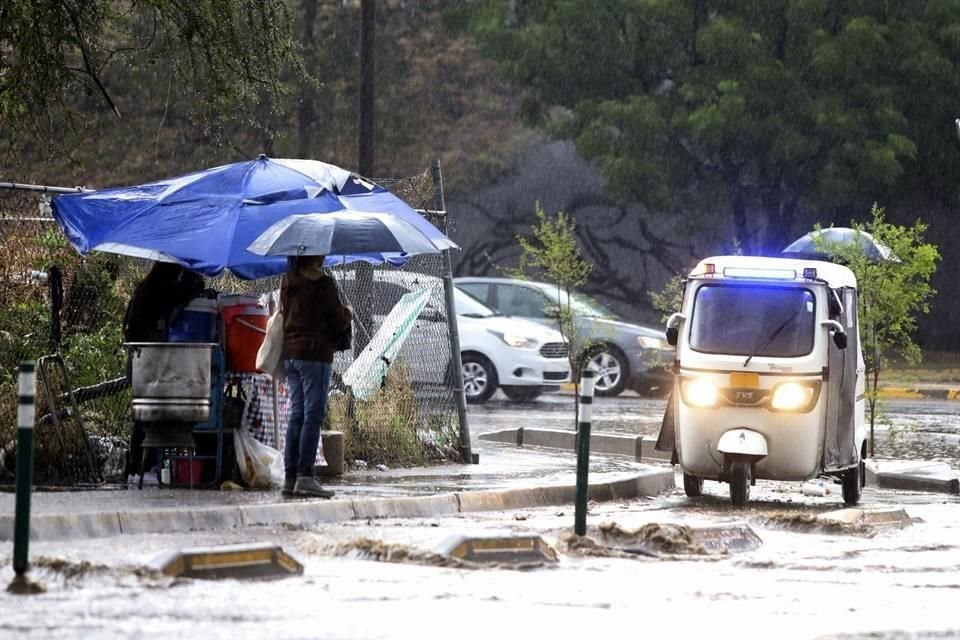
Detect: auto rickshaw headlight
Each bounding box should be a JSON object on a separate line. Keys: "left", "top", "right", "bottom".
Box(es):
{"left": 770, "top": 382, "right": 816, "bottom": 411}
{"left": 681, "top": 378, "right": 718, "bottom": 408}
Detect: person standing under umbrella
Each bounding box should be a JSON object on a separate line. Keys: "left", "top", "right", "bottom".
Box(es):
{"left": 281, "top": 255, "right": 351, "bottom": 498}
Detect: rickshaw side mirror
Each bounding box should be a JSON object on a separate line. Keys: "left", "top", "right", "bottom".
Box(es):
{"left": 666, "top": 327, "right": 678, "bottom": 346}
{"left": 665, "top": 312, "right": 686, "bottom": 347}
{"left": 833, "top": 331, "right": 847, "bottom": 350}
{"left": 821, "top": 319, "right": 847, "bottom": 350}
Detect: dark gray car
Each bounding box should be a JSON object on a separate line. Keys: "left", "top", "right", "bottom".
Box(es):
{"left": 454, "top": 277, "right": 674, "bottom": 396}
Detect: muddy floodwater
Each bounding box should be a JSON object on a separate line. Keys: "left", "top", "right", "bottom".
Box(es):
{"left": 470, "top": 393, "right": 960, "bottom": 470}
{"left": 1, "top": 393, "right": 957, "bottom": 639}
{"left": 2, "top": 478, "right": 959, "bottom": 639}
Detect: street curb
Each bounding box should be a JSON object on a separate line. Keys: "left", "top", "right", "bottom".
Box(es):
{"left": 877, "top": 387, "right": 960, "bottom": 401}
{"left": 865, "top": 460, "right": 960, "bottom": 495}
{"left": 479, "top": 428, "right": 673, "bottom": 463}
{"left": 0, "top": 468, "right": 674, "bottom": 542}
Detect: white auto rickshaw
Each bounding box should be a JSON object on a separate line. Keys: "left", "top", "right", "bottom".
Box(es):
{"left": 663, "top": 255, "right": 867, "bottom": 506}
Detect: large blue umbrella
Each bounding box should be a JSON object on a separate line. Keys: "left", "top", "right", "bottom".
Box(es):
{"left": 51, "top": 156, "right": 456, "bottom": 279}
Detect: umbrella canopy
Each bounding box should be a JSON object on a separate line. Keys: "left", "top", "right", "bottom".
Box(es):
{"left": 51, "top": 156, "right": 457, "bottom": 279}
{"left": 781, "top": 227, "right": 899, "bottom": 263}
{"left": 247, "top": 211, "right": 441, "bottom": 257}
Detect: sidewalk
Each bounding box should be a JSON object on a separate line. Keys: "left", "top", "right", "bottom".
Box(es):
{"left": 0, "top": 442, "right": 674, "bottom": 542}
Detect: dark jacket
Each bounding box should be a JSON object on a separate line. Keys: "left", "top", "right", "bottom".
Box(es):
{"left": 281, "top": 270, "right": 351, "bottom": 362}
{"left": 123, "top": 266, "right": 204, "bottom": 342}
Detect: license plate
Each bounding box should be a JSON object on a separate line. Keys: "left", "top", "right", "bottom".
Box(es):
{"left": 729, "top": 372, "right": 759, "bottom": 388}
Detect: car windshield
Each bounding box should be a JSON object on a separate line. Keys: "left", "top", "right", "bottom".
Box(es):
{"left": 539, "top": 287, "right": 620, "bottom": 320}
{"left": 689, "top": 284, "right": 816, "bottom": 357}
{"left": 455, "top": 289, "right": 498, "bottom": 317}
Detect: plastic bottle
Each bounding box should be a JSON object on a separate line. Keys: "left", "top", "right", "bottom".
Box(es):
{"left": 802, "top": 479, "right": 832, "bottom": 496}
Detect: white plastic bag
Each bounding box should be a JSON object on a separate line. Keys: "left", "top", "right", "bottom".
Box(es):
{"left": 255, "top": 310, "right": 285, "bottom": 381}
{"left": 234, "top": 426, "right": 284, "bottom": 489}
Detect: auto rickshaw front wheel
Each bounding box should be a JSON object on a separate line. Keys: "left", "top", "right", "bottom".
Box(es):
{"left": 729, "top": 459, "right": 751, "bottom": 507}
{"left": 841, "top": 460, "right": 864, "bottom": 505}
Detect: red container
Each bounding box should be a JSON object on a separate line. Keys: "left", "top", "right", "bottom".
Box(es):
{"left": 222, "top": 304, "right": 270, "bottom": 372}
{"left": 174, "top": 459, "right": 204, "bottom": 485}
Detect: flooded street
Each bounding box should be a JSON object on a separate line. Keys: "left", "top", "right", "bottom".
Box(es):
{"left": 470, "top": 392, "right": 960, "bottom": 470}
{"left": 2, "top": 393, "right": 958, "bottom": 639}
{"left": 2, "top": 478, "right": 958, "bottom": 639}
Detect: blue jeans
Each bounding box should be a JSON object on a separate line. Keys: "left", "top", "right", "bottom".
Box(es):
{"left": 283, "top": 359, "right": 333, "bottom": 478}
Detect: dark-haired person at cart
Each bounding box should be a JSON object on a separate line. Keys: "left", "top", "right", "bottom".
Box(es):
{"left": 122, "top": 262, "right": 205, "bottom": 479}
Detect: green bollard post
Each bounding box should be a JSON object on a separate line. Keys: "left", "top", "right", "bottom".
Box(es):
{"left": 13, "top": 360, "right": 36, "bottom": 577}
{"left": 574, "top": 368, "right": 596, "bottom": 536}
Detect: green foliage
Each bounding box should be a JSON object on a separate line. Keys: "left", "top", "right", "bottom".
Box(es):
{"left": 463, "top": 0, "right": 960, "bottom": 254}
{"left": 0, "top": 298, "right": 51, "bottom": 386}
{"left": 0, "top": 0, "right": 298, "bottom": 139}
{"left": 813, "top": 204, "right": 940, "bottom": 452}
{"left": 60, "top": 320, "right": 125, "bottom": 388}
{"left": 814, "top": 204, "right": 940, "bottom": 372}
{"left": 649, "top": 273, "right": 686, "bottom": 324}
{"left": 511, "top": 203, "right": 592, "bottom": 291}
{"left": 512, "top": 202, "right": 593, "bottom": 420}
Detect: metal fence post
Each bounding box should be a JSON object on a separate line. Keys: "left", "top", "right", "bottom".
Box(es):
{"left": 13, "top": 361, "right": 37, "bottom": 576}
{"left": 574, "top": 368, "right": 596, "bottom": 536}
{"left": 431, "top": 160, "right": 472, "bottom": 463}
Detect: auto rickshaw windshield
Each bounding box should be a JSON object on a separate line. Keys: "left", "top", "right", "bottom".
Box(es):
{"left": 689, "top": 284, "right": 816, "bottom": 357}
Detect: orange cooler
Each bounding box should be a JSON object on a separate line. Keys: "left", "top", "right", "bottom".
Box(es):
{"left": 221, "top": 304, "right": 270, "bottom": 372}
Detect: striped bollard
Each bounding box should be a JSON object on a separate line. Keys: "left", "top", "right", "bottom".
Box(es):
{"left": 574, "top": 368, "right": 596, "bottom": 536}
{"left": 13, "top": 361, "right": 36, "bottom": 577}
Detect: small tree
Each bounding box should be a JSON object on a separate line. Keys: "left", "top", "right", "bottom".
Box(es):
{"left": 511, "top": 203, "right": 592, "bottom": 421}
{"left": 814, "top": 204, "right": 940, "bottom": 455}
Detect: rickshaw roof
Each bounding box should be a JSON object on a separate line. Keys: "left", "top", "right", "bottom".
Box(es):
{"left": 689, "top": 255, "right": 858, "bottom": 289}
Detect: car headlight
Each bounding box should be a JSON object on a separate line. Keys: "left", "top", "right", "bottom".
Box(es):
{"left": 637, "top": 335, "right": 668, "bottom": 349}
{"left": 680, "top": 377, "right": 718, "bottom": 408}
{"left": 489, "top": 330, "right": 538, "bottom": 349}
{"left": 770, "top": 382, "right": 818, "bottom": 412}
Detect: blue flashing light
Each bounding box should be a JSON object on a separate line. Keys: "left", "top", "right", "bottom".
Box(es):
{"left": 722, "top": 267, "right": 797, "bottom": 280}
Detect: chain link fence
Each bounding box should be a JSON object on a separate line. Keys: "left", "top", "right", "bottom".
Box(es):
{"left": 0, "top": 170, "right": 465, "bottom": 486}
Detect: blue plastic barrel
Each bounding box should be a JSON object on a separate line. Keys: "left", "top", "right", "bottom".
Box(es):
{"left": 168, "top": 298, "right": 219, "bottom": 343}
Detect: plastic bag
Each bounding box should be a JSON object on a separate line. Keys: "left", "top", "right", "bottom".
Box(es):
{"left": 255, "top": 310, "right": 285, "bottom": 381}
{"left": 234, "top": 426, "right": 284, "bottom": 489}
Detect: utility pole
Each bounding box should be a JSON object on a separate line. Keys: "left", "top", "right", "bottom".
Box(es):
{"left": 358, "top": 0, "right": 376, "bottom": 176}
{"left": 355, "top": 0, "right": 377, "bottom": 354}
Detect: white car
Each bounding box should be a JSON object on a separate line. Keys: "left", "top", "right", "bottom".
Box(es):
{"left": 454, "top": 287, "right": 570, "bottom": 403}
{"left": 327, "top": 270, "right": 571, "bottom": 403}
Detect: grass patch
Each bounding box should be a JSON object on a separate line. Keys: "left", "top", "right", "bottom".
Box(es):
{"left": 327, "top": 363, "right": 427, "bottom": 467}
{"left": 879, "top": 351, "right": 960, "bottom": 385}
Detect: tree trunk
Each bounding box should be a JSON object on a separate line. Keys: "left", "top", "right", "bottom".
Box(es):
{"left": 730, "top": 185, "right": 751, "bottom": 254}
{"left": 297, "top": 0, "right": 319, "bottom": 158}
{"left": 762, "top": 189, "right": 798, "bottom": 255}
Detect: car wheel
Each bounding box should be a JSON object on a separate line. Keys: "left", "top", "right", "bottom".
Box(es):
{"left": 586, "top": 346, "right": 628, "bottom": 397}
{"left": 501, "top": 386, "right": 543, "bottom": 402}
{"left": 683, "top": 473, "right": 703, "bottom": 497}
{"left": 461, "top": 353, "right": 498, "bottom": 404}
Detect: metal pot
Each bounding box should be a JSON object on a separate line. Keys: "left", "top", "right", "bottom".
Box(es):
{"left": 125, "top": 342, "right": 215, "bottom": 422}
